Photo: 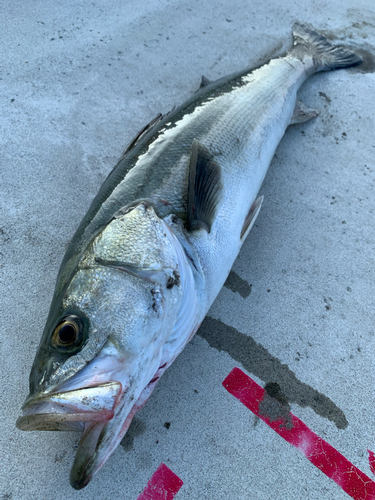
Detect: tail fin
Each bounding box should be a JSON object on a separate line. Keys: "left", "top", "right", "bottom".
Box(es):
{"left": 291, "top": 22, "right": 362, "bottom": 72}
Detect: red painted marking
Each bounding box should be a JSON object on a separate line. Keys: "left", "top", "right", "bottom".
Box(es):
{"left": 368, "top": 450, "right": 375, "bottom": 476}
{"left": 137, "top": 463, "right": 183, "bottom": 500}
{"left": 223, "top": 367, "right": 375, "bottom": 500}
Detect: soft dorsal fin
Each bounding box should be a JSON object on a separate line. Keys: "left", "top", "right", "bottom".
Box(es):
{"left": 290, "top": 100, "right": 319, "bottom": 125}
{"left": 187, "top": 139, "right": 222, "bottom": 233}
{"left": 241, "top": 196, "right": 263, "bottom": 240}
{"left": 118, "top": 113, "right": 164, "bottom": 161}
{"left": 200, "top": 75, "right": 214, "bottom": 88}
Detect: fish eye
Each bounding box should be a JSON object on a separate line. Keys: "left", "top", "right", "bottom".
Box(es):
{"left": 51, "top": 316, "right": 83, "bottom": 351}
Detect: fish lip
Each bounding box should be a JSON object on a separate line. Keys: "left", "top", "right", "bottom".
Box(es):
{"left": 15, "top": 412, "right": 114, "bottom": 431}
{"left": 16, "top": 381, "right": 123, "bottom": 431}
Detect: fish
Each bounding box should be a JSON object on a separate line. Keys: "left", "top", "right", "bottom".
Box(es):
{"left": 16, "top": 23, "right": 362, "bottom": 489}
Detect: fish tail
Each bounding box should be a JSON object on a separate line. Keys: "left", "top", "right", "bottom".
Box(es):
{"left": 291, "top": 22, "right": 362, "bottom": 72}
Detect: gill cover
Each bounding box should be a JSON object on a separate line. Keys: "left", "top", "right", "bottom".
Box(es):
{"left": 92, "top": 201, "right": 180, "bottom": 278}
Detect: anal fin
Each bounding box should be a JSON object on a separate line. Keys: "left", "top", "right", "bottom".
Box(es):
{"left": 290, "top": 100, "right": 319, "bottom": 125}
{"left": 241, "top": 196, "right": 263, "bottom": 240}
{"left": 187, "top": 139, "right": 222, "bottom": 233}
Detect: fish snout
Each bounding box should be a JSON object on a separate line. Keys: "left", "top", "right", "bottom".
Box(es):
{"left": 16, "top": 381, "right": 123, "bottom": 431}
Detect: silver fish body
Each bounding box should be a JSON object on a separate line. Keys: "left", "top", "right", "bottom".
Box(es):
{"left": 16, "top": 23, "right": 362, "bottom": 489}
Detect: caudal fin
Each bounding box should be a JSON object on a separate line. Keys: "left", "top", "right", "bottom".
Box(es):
{"left": 291, "top": 22, "right": 362, "bottom": 72}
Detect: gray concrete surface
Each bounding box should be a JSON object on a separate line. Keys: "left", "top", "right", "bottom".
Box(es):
{"left": 1, "top": 1, "right": 375, "bottom": 499}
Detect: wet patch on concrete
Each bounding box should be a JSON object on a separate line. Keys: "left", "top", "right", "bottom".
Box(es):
{"left": 197, "top": 317, "right": 348, "bottom": 429}
{"left": 259, "top": 382, "right": 292, "bottom": 429}
{"left": 349, "top": 47, "right": 375, "bottom": 73}
{"left": 318, "top": 23, "right": 375, "bottom": 73}
{"left": 120, "top": 417, "right": 147, "bottom": 452}
{"left": 224, "top": 270, "right": 252, "bottom": 298}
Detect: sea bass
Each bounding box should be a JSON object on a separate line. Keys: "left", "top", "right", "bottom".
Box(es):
{"left": 16, "top": 24, "right": 361, "bottom": 489}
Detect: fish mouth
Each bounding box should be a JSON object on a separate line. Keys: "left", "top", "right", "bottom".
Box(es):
{"left": 15, "top": 377, "right": 156, "bottom": 489}
{"left": 16, "top": 381, "right": 124, "bottom": 489}
{"left": 16, "top": 381, "right": 123, "bottom": 432}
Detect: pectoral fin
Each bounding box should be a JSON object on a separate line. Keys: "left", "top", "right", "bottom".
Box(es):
{"left": 241, "top": 196, "right": 263, "bottom": 240}
{"left": 290, "top": 100, "right": 319, "bottom": 125}
{"left": 187, "top": 139, "right": 222, "bottom": 233}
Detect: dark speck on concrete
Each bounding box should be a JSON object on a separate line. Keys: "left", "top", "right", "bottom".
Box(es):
{"left": 224, "top": 270, "right": 252, "bottom": 298}
{"left": 164, "top": 422, "right": 171, "bottom": 429}
{"left": 198, "top": 317, "right": 348, "bottom": 429}
{"left": 54, "top": 450, "right": 67, "bottom": 463}
{"left": 324, "top": 297, "right": 332, "bottom": 311}
{"left": 319, "top": 91, "right": 331, "bottom": 103}
{"left": 120, "top": 417, "right": 147, "bottom": 452}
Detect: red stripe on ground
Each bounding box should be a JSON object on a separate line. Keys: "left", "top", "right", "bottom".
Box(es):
{"left": 137, "top": 463, "right": 183, "bottom": 500}
{"left": 368, "top": 450, "right": 375, "bottom": 476}
{"left": 223, "top": 367, "right": 375, "bottom": 500}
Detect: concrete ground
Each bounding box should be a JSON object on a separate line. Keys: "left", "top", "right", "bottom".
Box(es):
{"left": 1, "top": 1, "right": 375, "bottom": 499}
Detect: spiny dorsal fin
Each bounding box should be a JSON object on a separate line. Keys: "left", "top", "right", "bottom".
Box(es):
{"left": 290, "top": 100, "right": 319, "bottom": 125}
{"left": 118, "top": 113, "right": 164, "bottom": 161}
{"left": 187, "top": 139, "right": 222, "bottom": 233}
{"left": 240, "top": 196, "right": 263, "bottom": 240}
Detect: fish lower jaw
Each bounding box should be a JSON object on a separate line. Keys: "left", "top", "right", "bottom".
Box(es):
{"left": 69, "top": 363, "right": 171, "bottom": 489}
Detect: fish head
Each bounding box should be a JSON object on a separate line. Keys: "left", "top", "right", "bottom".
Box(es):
{"left": 17, "top": 202, "right": 195, "bottom": 489}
